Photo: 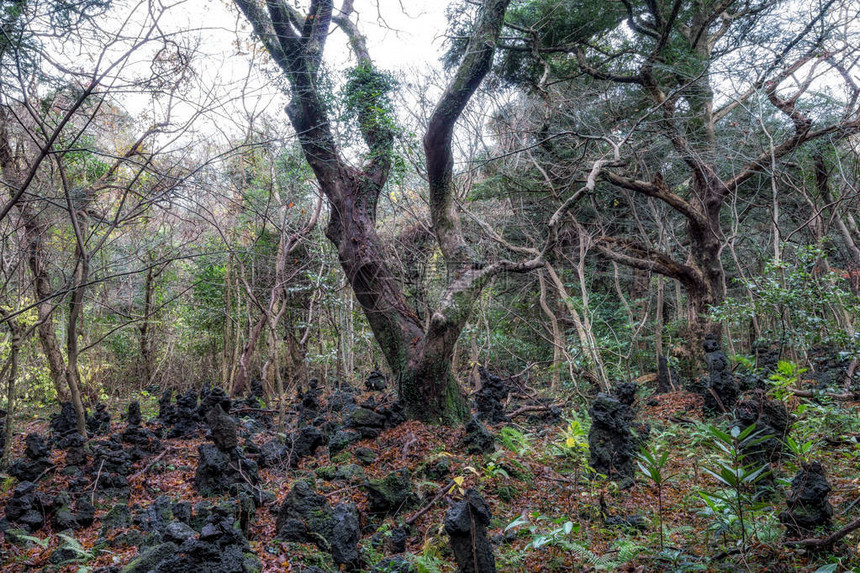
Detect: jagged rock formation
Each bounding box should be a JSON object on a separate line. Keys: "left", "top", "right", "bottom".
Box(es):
{"left": 88, "top": 434, "right": 135, "bottom": 497}
{"left": 119, "top": 505, "right": 261, "bottom": 573}
{"left": 257, "top": 426, "right": 325, "bottom": 469}
{"left": 87, "top": 403, "right": 112, "bottom": 435}
{"left": 345, "top": 398, "right": 406, "bottom": 439}
{"left": 52, "top": 491, "right": 95, "bottom": 531}
{"left": 701, "top": 334, "right": 739, "bottom": 413}
{"left": 194, "top": 405, "right": 259, "bottom": 497}
{"left": 9, "top": 433, "right": 52, "bottom": 482}
{"left": 475, "top": 367, "right": 509, "bottom": 423}
{"left": 157, "top": 390, "right": 178, "bottom": 425}
{"left": 733, "top": 389, "right": 792, "bottom": 464}
{"left": 122, "top": 402, "right": 163, "bottom": 456}
{"left": 364, "top": 469, "right": 417, "bottom": 515}
{"left": 588, "top": 386, "right": 643, "bottom": 489}
{"left": 58, "top": 432, "right": 88, "bottom": 470}
{"left": 365, "top": 370, "right": 387, "bottom": 391}
{"left": 50, "top": 402, "right": 79, "bottom": 440}
{"left": 4, "top": 481, "right": 52, "bottom": 532}
{"left": 779, "top": 461, "right": 834, "bottom": 537}
{"left": 461, "top": 417, "right": 495, "bottom": 455}
{"left": 199, "top": 386, "right": 232, "bottom": 421}
{"left": 445, "top": 489, "right": 496, "bottom": 573}
{"left": 166, "top": 389, "right": 202, "bottom": 438}
{"left": 274, "top": 480, "right": 361, "bottom": 569}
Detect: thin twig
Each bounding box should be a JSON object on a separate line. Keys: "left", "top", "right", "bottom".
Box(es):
{"left": 405, "top": 480, "right": 455, "bottom": 526}
{"left": 128, "top": 446, "right": 174, "bottom": 481}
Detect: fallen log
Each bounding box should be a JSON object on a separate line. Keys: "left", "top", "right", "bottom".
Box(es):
{"left": 507, "top": 403, "right": 563, "bottom": 418}
{"left": 792, "top": 389, "right": 859, "bottom": 401}
{"left": 785, "top": 515, "right": 860, "bottom": 550}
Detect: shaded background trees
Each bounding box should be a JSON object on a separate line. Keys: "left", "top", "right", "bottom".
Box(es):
{"left": 0, "top": 0, "right": 857, "bottom": 433}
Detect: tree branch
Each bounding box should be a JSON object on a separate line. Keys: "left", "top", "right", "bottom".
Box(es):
{"left": 602, "top": 170, "right": 707, "bottom": 229}
{"left": 594, "top": 236, "right": 703, "bottom": 288}
{"left": 425, "top": 0, "right": 512, "bottom": 266}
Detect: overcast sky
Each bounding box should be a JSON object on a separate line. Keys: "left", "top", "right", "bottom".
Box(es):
{"left": 117, "top": 0, "right": 454, "bottom": 143}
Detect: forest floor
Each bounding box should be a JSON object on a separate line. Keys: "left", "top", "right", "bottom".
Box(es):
{"left": 0, "top": 384, "right": 859, "bottom": 572}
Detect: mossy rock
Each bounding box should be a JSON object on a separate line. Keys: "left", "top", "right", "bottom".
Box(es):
{"left": 120, "top": 542, "right": 178, "bottom": 573}
{"left": 364, "top": 469, "right": 417, "bottom": 515}
{"left": 354, "top": 447, "right": 376, "bottom": 465}
{"left": 315, "top": 466, "right": 338, "bottom": 481}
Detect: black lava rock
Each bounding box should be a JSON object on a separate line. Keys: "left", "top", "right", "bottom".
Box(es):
{"left": 779, "top": 461, "right": 833, "bottom": 537}
{"left": 733, "top": 389, "right": 792, "bottom": 464}
{"left": 462, "top": 417, "right": 495, "bottom": 455}
{"left": 588, "top": 392, "right": 637, "bottom": 488}
{"left": 365, "top": 370, "right": 388, "bottom": 391}
{"left": 364, "top": 469, "right": 416, "bottom": 515}
{"left": 87, "top": 403, "right": 112, "bottom": 435}
{"left": 9, "top": 433, "right": 52, "bottom": 482}
{"left": 274, "top": 480, "right": 360, "bottom": 569}
{"left": 475, "top": 367, "right": 509, "bottom": 423}
{"left": 444, "top": 489, "right": 496, "bottom": 573}
{"left": 701, "top": 334, "right": 739, "bottom": 414}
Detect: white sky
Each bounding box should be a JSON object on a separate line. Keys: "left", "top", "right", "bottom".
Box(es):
{"left": 111, "top": 0, "right": 454, "bottom": 147}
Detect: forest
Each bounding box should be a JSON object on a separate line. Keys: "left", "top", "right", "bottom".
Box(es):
{"left": 0, "top": 0, "right": 859, "bottom": 571}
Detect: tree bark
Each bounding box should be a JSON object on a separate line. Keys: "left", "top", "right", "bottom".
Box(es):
{"left": 1, "top": 322, "right": 22, "bottom": 468}
{"left": 538, "top": 270, "right": 563, "bottom": 391}
{"left": 66, "top": 230, "right": 90, "bottom": 435}
{"left": 139, "top": 263, "right": 156, "bottom": 386}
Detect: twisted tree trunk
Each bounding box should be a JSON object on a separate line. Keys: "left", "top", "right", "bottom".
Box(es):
{"left": 235, "top": 0, "right": 516, "bottom": 423}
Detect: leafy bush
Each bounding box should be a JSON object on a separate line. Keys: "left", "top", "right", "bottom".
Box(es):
{"left": 711, "top": 245, "right": 860, "bottom": 355}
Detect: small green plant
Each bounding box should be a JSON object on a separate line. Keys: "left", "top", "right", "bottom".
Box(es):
{"left": 497, "top": 426, "right": 532, "bottom": 456}
{"left": 414, "top": 530, "right": 447, "bottom": 573}
{"left": 768, "top": 360, "right": 807, "bottom": 401}
{"left": 731, "top": 354, "right": 756, "bottom": 371}
{"left": 637, "top": 445, "right": 672, "bottom": 551}
{"left": 559, "top": 416, "right": 589, "bottom": 454}
{"left": 505, "top": 512, "right": 643, "bottom": 570}
{"left": 552, "top": 414, "right": 591, "bottom": 481}
{"left": 784, "top": 434, "right": 815, "bottom": 462}
{"left": 698, "top": 424, "right": 772, "bottom": 548}
{"left": 55, "top": 532, "right": 95, "bottom": 565}
{"left": 15, "top": 533, "right": 51, "bottom": 548}
{"left": 655, "top": 547, "right": 708, "bottom": 571}
{"left": 482, "top": 458, "right": 511, "bottom": 481}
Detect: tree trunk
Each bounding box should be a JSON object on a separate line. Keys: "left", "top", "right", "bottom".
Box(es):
{"left": 232, "top": 312, "right": 266, "bottom": 398}
{"left": 655, "top": 276, "right": 664, "bottom": 359}
{"left": 31, "top": 247, "right": 70, "bottom": 401}
{"left": 66, "top": 236, "right": 89, "bottom": 435}
{"left": 538, "top": 270, "right": 563, "bottom": 391}
{"left": 139, "top": 263, "right": 155, "bottom": 386}
{"left": 1, "top": 324, "right": 22, "bottom": 467}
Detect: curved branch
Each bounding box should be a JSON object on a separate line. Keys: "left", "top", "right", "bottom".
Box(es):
{"left": 594, "top": 236, "right": 703, "bottom": 288}
{"left": 603, "top": 170, "right": 707, "bottom": 229}
{"left": 424, "top": 0, "right": 512, "bottom": 265}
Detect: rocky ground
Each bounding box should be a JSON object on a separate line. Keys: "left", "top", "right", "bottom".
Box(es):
{"left": 0, "top": 351, "right": 859, "bottom": 572}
